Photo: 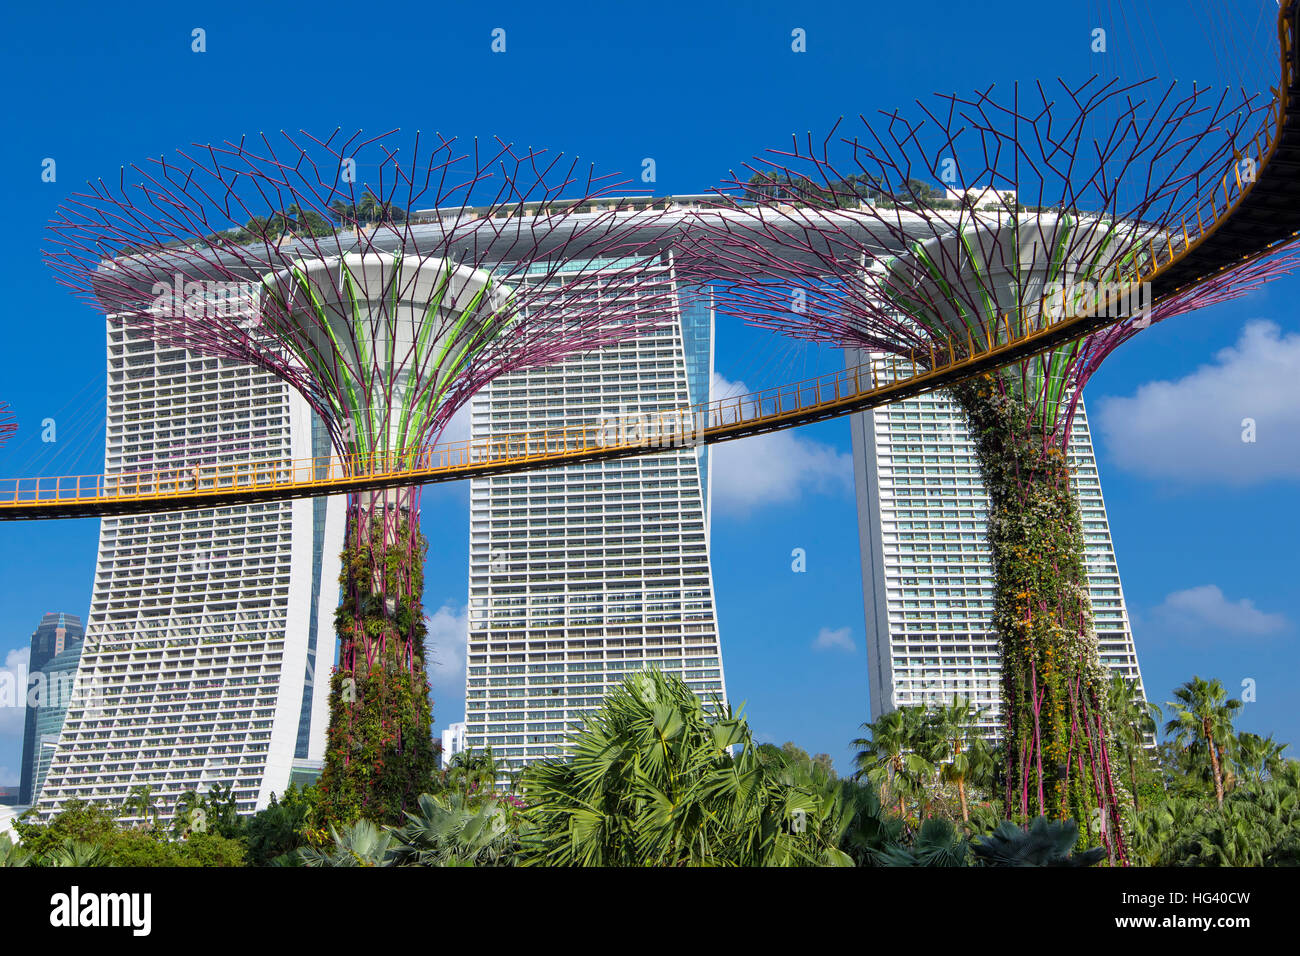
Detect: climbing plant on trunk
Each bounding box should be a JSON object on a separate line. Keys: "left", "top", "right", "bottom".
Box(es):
{"left": 317, "top": 500, "right": 435, "bottom": 828}
{"left": 953, "top": 375, "right": 1123, "bottom": 849}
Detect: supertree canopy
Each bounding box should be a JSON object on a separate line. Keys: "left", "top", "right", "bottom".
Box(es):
{"left": 678, "top": 71, "right": 1300, "bottom": 860}
{"left": 44, "top": 129, "right": 675, "bottom": 824}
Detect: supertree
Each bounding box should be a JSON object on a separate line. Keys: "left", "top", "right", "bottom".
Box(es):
{"left": 678, "top": 66, "right": 1300, "bottom": 859}
{"left": 0, "top": 402, "right": 15, "bottom": 448}
{"left": 43, "top": 129, "right": 675, "bottom": 825}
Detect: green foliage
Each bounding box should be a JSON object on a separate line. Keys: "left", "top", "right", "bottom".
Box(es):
{"left": 1105, "top": 674, "right": 1162, "bottom": 811}
{"left": 741, "top": 170, "right": 895, "bottom": 209}
{"left": 8, "top": 670, "right": 1291, "bottom": 869}
{"left": 1234, "top": 732, "right": 1289, "bottom": 787}
{"left": 243, "top": 784, "right": 315, "bottom": 866}
{"left": 874, "top": 817, "right": 971, "bottom": 867}
{"left": 852, "top": 706, "right": 934, "bottom": 820}
{"left": 870, "top": 816, "right": 1104, "bottom": 868}
{"left": 0, "top": 833, "right": 31, "bottom": 867}
{"left": 844, "top": 791, "right": 906, "bottom": 862}
{"left": 755, "top": 741, "right": 838, "bottom": 780}
{"left": 123, "top": 784, "right": 161, "bottom": 829}
{"left": 972, "top": 818, "right": 1106, "bottom": 867}
{"left": 11, "top": 800, "right": 244, "bottom": 867}
{"left": 1156, "top": 740, "right": 1214, "bottom": 799}
{"left": 440, "top": 748, "right": 504, "bottom": 797}
{"left": 299, "top": 820, "right": 396, "bottom": 867}
{"left": 173, "top": 831, "right": 248, "bottom": 867}
{"left": 40, "top": 840, "right": 114, "bottom": 867}
{"left": 170, "top": 783, "right": 244, "bottom": 840}
{"left": 12, "top": 800, "right": 120, "bottom": 859}
{"left": 99, "top": 828, "right": 246, "bottom": 867}
{"left": 518, "top": 669, "right": 857, "bottom": 866}
{"left": 1129, "top": 759, "right": 1300, "bottom": 866}
{"left": 853, "top": 698, "right": 994, "bottom": 826}
{"left": 930, "top": 697, "right": 996, "bottom": 824}
{"left": 389, "top": 792, "right": 521, "bottom": 867}
{"left": 330, "top": 192, "right": 408, "bottom": 225}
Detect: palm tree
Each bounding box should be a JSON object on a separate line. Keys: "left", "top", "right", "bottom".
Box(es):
{"left": 929, "top": 697, "right": 994, "bottom": 824}
{"left": 329, "top": 199, "right": 353, "bottom": 223}
{"left": 1132, "top": 765, "right": 1300, "bottom": 866}
{"left": 1127, "top": 794, "right": 1201, "bottom": 866}
{"left": 1106, "top": 674, "right": 1160, "bottom": 810}
{"left": 299, "top": 820, "right": 395, "bottom": 867}
{"left": 390, "top": 792, "right": 519, "bottom": 867}
{"left": 1234, "top": 732, "right": 1289, "bottom": 788}
{"left": 851, "top": 706, "right": 932, "bottom": 819}
{"left": 521, "top": 669, "right": 850, "bottom": 866}
{"left": 125, "top": 785, "right": 158, "bottom": 830}
{"left": 971, "top": 818, "right": 1106, "bottom": 867}
{"left": 763, "top": 757, "right": 873, "bottom": 867}
{"left": 1164, "top": 677, "right": 1241, "bottom": 807}
{"left": 171, "top": 789, "right": 205, "bottom": 837}
{"left": 442, "top": 748, "right": 501, "bottom": 799}
{"left": 0, "top": 833, "right": 31, "bottom": 867}
{"left": 522, "top": 670, "right": 756, "bottom": 865}
{"left": 874, "top": 817, "right": 970, "bottom": 867}
{"left": 824, "top": 777, "right": 903, "bottom": 865}
{"left": 43, "top": 840, "right": 114, "bottom": 867}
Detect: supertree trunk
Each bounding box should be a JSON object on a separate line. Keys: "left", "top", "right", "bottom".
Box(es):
{"left": 316, "top": 485, "right": 435, "bottom": 826}
{"left": 954, "top": 375, "right": 1125, "bottom": 859}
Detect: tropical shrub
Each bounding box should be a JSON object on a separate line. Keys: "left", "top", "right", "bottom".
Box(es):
{"left": 519, "top": 670, "right": 854, "bottom": 866}
{"left": 1128, "top": 767, "right": 1300, "bottom": 867}
{"left": 390, "top": 792, "right": 521, "bottom": 867}
{"left": 299, "top": 820, "right": 396, "bottom": 867}
{"left": 243, "top": 784, "right": 315, "bottom": 866}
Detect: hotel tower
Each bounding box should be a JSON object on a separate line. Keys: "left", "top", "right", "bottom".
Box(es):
{"left": 847, "top": 348, "right": 1145, "bottom": 734}
{"left": 462, "top": 248, "right": 727, "bottom": 774}
{"left": 36, "top": 318, "right": 345, "bottom": 822}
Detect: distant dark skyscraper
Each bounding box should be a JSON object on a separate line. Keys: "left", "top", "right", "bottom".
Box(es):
{"left": 19, "top": 612, "right": 84, "bottom": 805}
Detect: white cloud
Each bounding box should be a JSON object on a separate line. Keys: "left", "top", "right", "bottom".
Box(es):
{"left": 425, "top": 603, "right": 468, "bottom": 707}
{"left": 1150, "top": 585, "right": 1289, "bottom": 638}
{"left": 813, "top": 626, "right": 857, "bottom": 653}
{"left": 1095, "top": 321, "right": 1300, "bottom": 484}
{"left": 710, "top": 372, "right": 853, "bottom": 515}
{"left": 0, "top": 648, "right": 30, "bottom": 738}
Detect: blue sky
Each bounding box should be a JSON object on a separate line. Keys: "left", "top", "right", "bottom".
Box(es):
{"left": 0, "top": 0, "right": 1296, "bottom": 781}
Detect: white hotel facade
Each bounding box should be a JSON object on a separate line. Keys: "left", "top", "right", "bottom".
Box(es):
{"left": 848, "top": 348, "right": 1145, "bottom": 734}
{"left": 463, "top": 256, "right": 727, "bottom": 774}
{"left": 36, "top": 318, "right": 345, "bottom": 822}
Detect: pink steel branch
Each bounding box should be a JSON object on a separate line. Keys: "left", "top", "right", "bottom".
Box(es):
{"left": 43, "top": 129, "right": 677, "bottom": 471}
{"left": 678, "top": 75, "right": 1300, "bottom": 450}
{"left": 0, "top": 403, "right": 15, "bottom": 449}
